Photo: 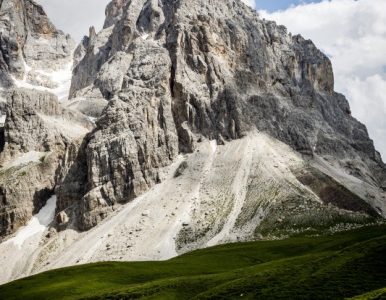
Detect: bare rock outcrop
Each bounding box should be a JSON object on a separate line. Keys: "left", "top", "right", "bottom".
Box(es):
{"left": 0, "top": 0, "right": 80, "bottom": 240}
{"left": 0, "top": 88, "right": 93, "bottom": 240}
{"left": 0, "top": 0, "right": 75, "bottom": 92}
{"left": 1, "top": 88, "right": 93, "bottom": 160}
{"left": 60, "top": 0, "right": 386, "bottom": 231}
{"left": 58, "top": 40, "right": 179, "bottom": 229}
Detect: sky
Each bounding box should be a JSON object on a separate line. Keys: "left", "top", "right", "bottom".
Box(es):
{"left": 36, "top": 0, "right": 386, "bottom": 159}
{"left": 248, "top": 0, "right": 319, "bottom": 11}
{"left": 259, "top": 0, "right": 386, "bottom": 160}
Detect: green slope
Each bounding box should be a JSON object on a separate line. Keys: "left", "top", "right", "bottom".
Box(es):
{"left": 1, "top": 225, "right": 386, "bottom": 300}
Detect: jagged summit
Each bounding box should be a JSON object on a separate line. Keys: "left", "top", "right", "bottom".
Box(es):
{"left": 61, "top": 0, "right": 385, "bottom": 229}
{"left": 0, "top": 0, "right": 385, "bottom": 285}
{"left": 0, "top": 0, "right": 75, "bottom": 101}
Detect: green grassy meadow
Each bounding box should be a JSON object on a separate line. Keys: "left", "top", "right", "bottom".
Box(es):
{"left": 1, "top": 225, "right": 386, "bottom": 299}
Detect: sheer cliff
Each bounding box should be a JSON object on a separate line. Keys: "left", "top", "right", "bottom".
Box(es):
{"left": 0, "top": 0, "right": 385, "bottom": 284}
{"left": 0, "top": 0, "right": 86, "bottom": 240}
{"left": 58, "top": 0, "right": 385, "bottom": 231}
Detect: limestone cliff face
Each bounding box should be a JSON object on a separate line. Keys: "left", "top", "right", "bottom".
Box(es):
{"left": 0, "top": 0, "right": 78, "bottom": 240}
{"left": 0, "top": 0, "right": 74, "bottom": 93}
{"left": 59, "top": 0, "right": 385, "bottom": 231}
{"left": 0, "top": 0, "right": 385, "bottom": 278}
{"left": 59, "top": 41, "right": 179, "bottom": 229}
{"left": 0, "top": 88, "right": 93, "bottom": 239}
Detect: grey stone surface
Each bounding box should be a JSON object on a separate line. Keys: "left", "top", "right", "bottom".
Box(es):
{"left": 0, "top": 0, "right": 74, "bottom": 88}
{"left": 58, "top": 40, "right": 179, "bottom": 230}
{"left": 1, "top": 88, "right": 93, "bottom": 160}
{"left": 61, "top": 0, "right": 385, "bottom": 230}
{"left": 0, "top": 0, "right": 385, "bottom": 240}
{"left": 0, "top": 88, "right": 93, "bottom": 240}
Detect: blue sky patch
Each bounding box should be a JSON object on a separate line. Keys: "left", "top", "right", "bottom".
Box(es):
{"left": 255, "top": 0, "right": 322, "bottom": 12}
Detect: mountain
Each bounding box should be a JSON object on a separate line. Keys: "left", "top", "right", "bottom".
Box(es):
{"left": 0, "top": 0, "right": 385, "bottom": 285}
{"left": 0, "top": 0, "right": 74, "bottom": 98}
{"left": 0, "top": 0, "right": 91, "bottom": 240}
{"left": 59, "top": 0, "right": 386, "bottom": 233}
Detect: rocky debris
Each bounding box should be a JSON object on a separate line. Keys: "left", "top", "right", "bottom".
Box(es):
{"left": 0, "top": 0, "right": 75, "bottom": 90}
{"left": 0, "top": 0, "right": 384, "bottom": 285}
{"left": 59, "top": 0, "right": 386, "bottom": 231}
{"left": 0, "top": 0, "right": 384, "bottom": 277}
{"left": 2, "top": 135, "right": 384, "bottom": 284}
{"left": 64, "top": 97, "right": 108, "bottom": 119}
{"left": 56, "top": 211, "right": 69, "bottom": 225}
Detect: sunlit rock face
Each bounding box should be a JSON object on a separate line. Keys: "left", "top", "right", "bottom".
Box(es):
{"left": 0, "top": 88, "right": 93, "bottom": 240}
{"left": 61, "top": 0, "right": 385, "bottom": 231}
{"left": 0, "top": 0, "right": 78, "bottom": 240}
{"left": 0, "top": 0, "right": 75, "bottom": 99}
{"left": 0, "top": 0, "right": 385, "bottom": 284}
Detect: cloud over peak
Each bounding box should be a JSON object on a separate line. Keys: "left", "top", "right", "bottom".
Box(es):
{"left": 261, "top": 0, "right": 386, "bottom": 159}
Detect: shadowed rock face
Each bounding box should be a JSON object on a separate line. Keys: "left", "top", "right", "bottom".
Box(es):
{"left": 0, "top": 0, "right": 78, "bottom": 240}
{"left": 0, "top": 88, "right": 93, "bottom": 240}
{"left": 59, "top": 0, "right": 385, "bottom": 230}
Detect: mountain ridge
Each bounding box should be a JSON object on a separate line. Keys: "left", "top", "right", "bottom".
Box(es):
{"left": 0, "top": 0, "right": 385, "bottom": 285}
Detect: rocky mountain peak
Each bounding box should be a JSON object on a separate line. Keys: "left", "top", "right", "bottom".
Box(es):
{"left": 0, "top": 0, "right": 74, "bottom": 97}
{"left": 104, "top": 0, "right": 128, "bottom": 29}
{"left": 0, "top": 0, "right": 385, "bottom": 284}
{"left": 61, "top": 0, "right": 386, "bottom": 232}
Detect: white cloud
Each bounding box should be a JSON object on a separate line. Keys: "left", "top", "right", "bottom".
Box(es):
{"left": 343, "top": 75, "right": 386, "bottom": 159}
{"left": 261, "top": 0, "right": 386, "bottom": 160}
{"left": 35, "top": 0, "right": 111, "bottom": 42}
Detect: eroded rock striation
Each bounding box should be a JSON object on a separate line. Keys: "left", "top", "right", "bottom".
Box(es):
{"left": 0, "top": 0, "right": 78, "bottom": 240}
{"left": 0, "top": 0, "right": 74, "bottom": 98}
{"left": 0, "top": 0, "right": 385, "bottom": 283}
{"left": 59, "top": 0, "right": 385, "bottom": 231}
{"left": 0, "top": 88, "right": 93, "bottom": 239}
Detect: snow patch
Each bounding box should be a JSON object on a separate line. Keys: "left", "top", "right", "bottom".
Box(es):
{"left": 4, "top": 196, "right": 56, "bottom": 249}
{"left": 87, "top": 116, "right": 97, "bottom": 124}
{"left": 12, "top": 57, "right": 73, "bottom": 101}
{"left": 39, "top": 114, "right": 89, "bottom": 139}
{"left": 34, "top": 60, "right": 73, "bottom": 101}
{"left": 21, "top": 57, "right": 32, "bottom": 81}
{"left": 3, "top": 151, "right": 48, "bottom": 169}
{"left": 210, "top": 140, "right": 217, "bottom": 154}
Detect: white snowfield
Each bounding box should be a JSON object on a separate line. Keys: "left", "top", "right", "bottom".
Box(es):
{"left": 0, "top": 132, "right": 384, "bottom": 284}
{"left": 3, "top": 196, "right": 57, "bottom": 249}
{"left": 0, "top": 196, "right": 56, "bottom": 284}
{"left": 12, "top": 57, "right": 73, "bottom": 101}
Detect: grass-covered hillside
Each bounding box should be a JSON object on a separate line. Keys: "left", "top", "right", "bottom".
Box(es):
{"left": 1, "top": 225, "right": 386, "bottom": 300}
